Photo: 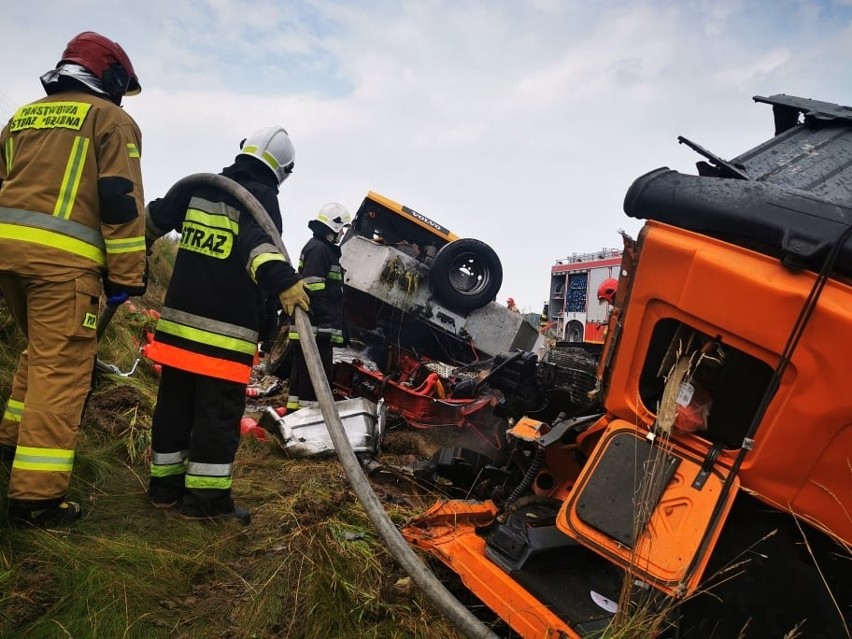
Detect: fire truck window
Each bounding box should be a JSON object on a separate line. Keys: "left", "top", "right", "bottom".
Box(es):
{"left": 566, "top": 273, "right": 588, "bottom": 312}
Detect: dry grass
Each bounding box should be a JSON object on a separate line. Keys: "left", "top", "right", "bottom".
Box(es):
{"left": 0, "top": 241, "right": 466, "bottom": 639}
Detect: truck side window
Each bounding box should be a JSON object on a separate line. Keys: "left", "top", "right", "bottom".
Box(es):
{"left": 638, "top": 319, "right": 773, "bottom": 448}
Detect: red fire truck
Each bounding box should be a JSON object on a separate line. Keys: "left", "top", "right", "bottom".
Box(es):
{"left": 547, "top": 248, "right": 623, "bottom": 344}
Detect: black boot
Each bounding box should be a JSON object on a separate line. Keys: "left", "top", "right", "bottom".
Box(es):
{"left": 9, "top": 501, "right": 82, "bottom": 527}
{"left": 178, "top": 503, "right": 251, "bottom": 525}
{"left": 148, "top": 474, "right": 184, "bottom": 509}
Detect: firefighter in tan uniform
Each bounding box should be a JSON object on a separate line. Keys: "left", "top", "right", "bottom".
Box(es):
{"left": 0, "top": 32, "right": 147, "bottom": 527}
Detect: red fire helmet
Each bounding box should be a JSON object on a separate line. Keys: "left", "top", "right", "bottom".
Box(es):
{"left": 597, "top": 278, "right": 618, "bottom": 304}
{"left": 60, "top": 31, "right": 141, "bottom": 100}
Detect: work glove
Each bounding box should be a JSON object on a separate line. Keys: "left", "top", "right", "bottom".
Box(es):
{"left": 278, "top": 279, "right": 310, "bottom": 316}
{"left": 106, "top": 291, "right": 129, "bottom": 307}
{"left": 104, "top": 279, "right": 144, "bottom": 306}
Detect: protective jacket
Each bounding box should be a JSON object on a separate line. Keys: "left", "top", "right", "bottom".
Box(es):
{"left": 0, "top": 87, "right": 145, "bottom": 508}
{"left": 0, "top": 90, "right": 146, "bottom": 290}
{"left": 297, "top": 233, "right": 345, "bottom": 344}
{"left": 145, "top": 157, "right": 301, "bottom": 383}
{"left": 286, "top": 232, "right": 345, "bottom": 410}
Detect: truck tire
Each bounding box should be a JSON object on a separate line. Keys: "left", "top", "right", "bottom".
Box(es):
{"left": 430, "top": 238, "right": 503, "bottom": 311}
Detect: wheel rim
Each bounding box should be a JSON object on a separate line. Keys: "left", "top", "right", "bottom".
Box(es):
{"left": 447, "top": 251, "right": 492, "bottom": 296}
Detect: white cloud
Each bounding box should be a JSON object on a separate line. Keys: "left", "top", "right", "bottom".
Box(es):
{"left": 2, "top": 0, "right": 851, "bottom": 312}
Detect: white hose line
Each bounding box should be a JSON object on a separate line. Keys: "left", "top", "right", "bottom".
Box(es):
{"left": 165, "top": 174, "right": 499, "bottom": 639}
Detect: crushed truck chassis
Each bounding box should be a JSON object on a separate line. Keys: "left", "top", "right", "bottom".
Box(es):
{"left": 400, "top": 94, "right": 852, "bottom": 639}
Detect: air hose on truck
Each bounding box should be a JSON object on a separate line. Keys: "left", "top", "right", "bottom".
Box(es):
{"left": 161, "top": 174, "right": 499, "bottom": 639}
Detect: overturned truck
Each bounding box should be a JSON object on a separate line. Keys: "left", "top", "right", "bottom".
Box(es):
{"left": 264, "top": 189, "right": 598, "bottom": 460}
{"left": 401, "top": 94, "right": 852, "bottom": 638}
{"left": 330, "top": 191, "right": 598, "bottom": 453}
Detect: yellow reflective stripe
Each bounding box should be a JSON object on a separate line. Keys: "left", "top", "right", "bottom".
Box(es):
{"left": 243, "top": 145, "right": 280, "bottom": 169}
{"left": 150, "top": 462, "right": 186, "bottom": 478}
{"left": 53, "top": 136, "right": 89, "bottom": 220}
{"left": 13, "top": 446, "right": 74, "bottom": 472}
{"left": 3, "top": 398, "right": 24, "bottom": 423}
{"left": 127, "top": 143, "right": 140, "bottom": 158}
{"left": 157, "top": 318, "right": 257, "bottom": 355}
{"left": 4, "top": 136, "right": 12, "bottom": 172}
{"left": 249, "top": 252, "right": 287, "bottom": 281}
{"left": 305, "top": 281, "right": 325, "bottom": 291}
{"left": 261, "top": 151, "right": 280, "bottom": 169}
{"left": 0, "top": 222, "right": 106, "bottom": 266}
{"left": 105, "top": 235, "right": 146, "bottom": 254}
{"left": 288, "top": 325, "right": 319, "bottom": 340}
{"left": 184, "top": 208, "right": 240, "bottom": 234}
{"left": 185, "top": 475, "right": 232, "bottom": 490}
{"left": 327, "top": 271, "right": 342, "bottom": 281}
{"left": 161, "top": 307, "right": 257, "bottom": 342}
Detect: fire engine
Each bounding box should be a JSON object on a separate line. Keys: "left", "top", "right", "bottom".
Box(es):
{"left": 547, "top": 249, "right": 623, "bottom": 345}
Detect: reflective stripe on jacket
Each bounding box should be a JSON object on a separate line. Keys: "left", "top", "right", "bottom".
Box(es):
{"left": 292, "top": 234, "right": 345, "bottom": 344}
{"left": 0, "top": 91, "right": 146, "bottom": 284}
{"left": 145, "top": 158, "right": 301, "bottom": 382}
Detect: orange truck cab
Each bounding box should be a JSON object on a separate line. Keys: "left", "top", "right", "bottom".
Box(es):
{"left": 403, "top": 94, "right": 851, "bottom": 638}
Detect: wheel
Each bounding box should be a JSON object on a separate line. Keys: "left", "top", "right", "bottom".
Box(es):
{"left": 430, "top": 238, "right": 503, "bottom": 311}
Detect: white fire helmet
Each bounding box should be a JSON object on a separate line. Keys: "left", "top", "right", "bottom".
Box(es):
{"left": 239, "top": 126, "right": 295, "bottom": 184}
{"left": 312, "top": 202, "right": 352, "bottom": 235}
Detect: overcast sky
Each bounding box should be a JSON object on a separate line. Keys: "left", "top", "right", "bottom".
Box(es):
{"left": 2, "top": 0, "right": 851, "bottom": 312}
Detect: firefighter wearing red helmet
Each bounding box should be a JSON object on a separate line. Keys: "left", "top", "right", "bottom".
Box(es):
{"left": 597, "top": 278, "right": 618, "bottom": 304}
{"left": 0, "top": 32, "right": 146, "bottom": 527}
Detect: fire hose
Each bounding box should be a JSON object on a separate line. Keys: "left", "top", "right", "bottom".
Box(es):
{"left": 162, "top": 174, "right": 498, "bottom": 639}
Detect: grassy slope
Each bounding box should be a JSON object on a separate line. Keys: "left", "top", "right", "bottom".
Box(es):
{"left": 0, "top": 241, "right": 469, "bottom": 639}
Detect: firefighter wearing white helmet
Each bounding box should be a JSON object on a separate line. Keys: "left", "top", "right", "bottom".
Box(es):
{"left": 144, "top": 126, "right": 308, "bottom": 522}
{"left": 286, "top": 203, "right": 352, "bottom": 411}
{"left": 238, "top": 126, "right": 295, "bottom": 185}
{"left": 311, "top": 203, "right": 353, "bottom": 242}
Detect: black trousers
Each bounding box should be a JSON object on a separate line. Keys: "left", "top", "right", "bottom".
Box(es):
{"left": 287, "top": 336, "right": 333, "bottom": 409}
{"left": 149, "top": 365, "right": 245, "bottom": 514}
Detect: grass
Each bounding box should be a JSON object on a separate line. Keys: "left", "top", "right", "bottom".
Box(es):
{"left": 0, "top": 368, "right": 466, "bottom": 638}
{"left": 4, "top": 241, "right": 846, "bottom": 638}
{"left": 0, "top": 240, "right": 467, "bottom": 639}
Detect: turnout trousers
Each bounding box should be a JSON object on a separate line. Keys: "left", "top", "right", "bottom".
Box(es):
{"left": 148, "top": 365, "right": 245, "bottom": 515}
{"left": 0, "top": 271, "right": 101, "bottom": 507}
{"left": 286, "top": 334, "right": 333, "bottom": 411}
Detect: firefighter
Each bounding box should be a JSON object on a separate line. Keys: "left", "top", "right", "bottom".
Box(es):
{"left": 145, "top": 127, "right": 309, "bottom": 523}
{"left": 507, "top": 297, "right": 520, "bottom": 313}
{"left": 597, "top": 278, "right": 618, "bottom": 305}
{"left": 0, "top": 32, "right": 146, "bottom": 527}
{"left": 286, "top": 203, "right": 352, "bottom": 412}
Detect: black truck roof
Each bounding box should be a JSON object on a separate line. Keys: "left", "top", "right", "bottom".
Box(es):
{"left": 624, "top": 94, "right": 852, "bottom": 279}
